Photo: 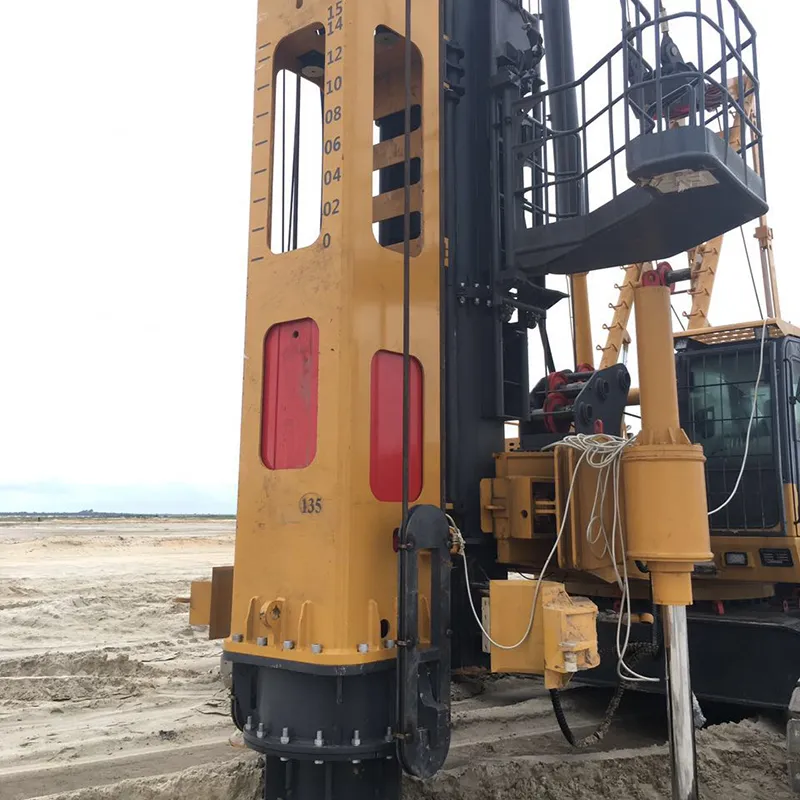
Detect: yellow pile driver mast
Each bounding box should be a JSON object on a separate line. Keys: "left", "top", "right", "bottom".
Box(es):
{"left": 194, "top": 1, "right": 768, "bottom": 798}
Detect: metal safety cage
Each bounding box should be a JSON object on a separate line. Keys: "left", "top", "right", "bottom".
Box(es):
{"left": 507, "top": 0, "right": 766, "bottom": 276}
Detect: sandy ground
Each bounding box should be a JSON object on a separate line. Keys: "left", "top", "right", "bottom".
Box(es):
{"left": 0, "top": 518, "right": 237, "bottom": 800}
{"left": 0, "top": 518, "right": 794, "bottom": 800}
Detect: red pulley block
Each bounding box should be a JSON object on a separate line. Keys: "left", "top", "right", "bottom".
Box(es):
{"left": 641, "top": 261, "right": 675, "bottom": 293}
{"left": 543, "top": 392, "right": 571, "bottom": 434}
{"left": 546, "top": 370, "right": 570, "bottom": 393}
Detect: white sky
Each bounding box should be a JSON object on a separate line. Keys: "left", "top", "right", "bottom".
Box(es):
{"left": 0, "top": 1, "right": 795, "bottom": 513}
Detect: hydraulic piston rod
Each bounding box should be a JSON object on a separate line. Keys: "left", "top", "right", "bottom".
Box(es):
{"left": 664, "top": 606, "right": 698, "bottom": 800}
{"left": 623, "top": 274, "right": 711, "bottom": 800}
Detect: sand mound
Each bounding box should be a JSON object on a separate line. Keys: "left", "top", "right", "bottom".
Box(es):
{"left": 0, "top": 651, "right": 159, "bottom": 703}
{"left": 2, "top": 580, "right": 43, "bottom": 600}
{"left": 34, "top": 756, "right": 262, "bottom": 800}
{"left": 26, "top": 720, "right": 792, "bottom": 800}
{"left": 405, "top": 719, "right": 791, "bottom": 800}
{"left": 0, "top": 651, "right": 156, "bottom": 678}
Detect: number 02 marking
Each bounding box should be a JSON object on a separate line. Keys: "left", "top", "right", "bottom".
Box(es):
{"left": 299, "top": 494, "right": 323, "bottom": 515}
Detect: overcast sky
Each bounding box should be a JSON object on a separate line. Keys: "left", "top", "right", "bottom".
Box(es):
{"left": 0, "top": 1, "right": 795, "bottom": 513}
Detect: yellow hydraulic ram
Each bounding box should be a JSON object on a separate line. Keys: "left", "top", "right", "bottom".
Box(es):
{"left": 622, "top": 272, "right": 712, "bottom": 800}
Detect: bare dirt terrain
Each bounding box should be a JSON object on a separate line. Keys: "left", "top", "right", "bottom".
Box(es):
{"left": 0, "top": 518, "right": 237, "bottom": 800}
{"left": 0, "top": 518, "right": 793, "bottom": 799}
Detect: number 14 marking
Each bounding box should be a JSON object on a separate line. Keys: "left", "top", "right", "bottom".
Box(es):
{"left": 327, "top": 2, "right": 343, "bottom": 35}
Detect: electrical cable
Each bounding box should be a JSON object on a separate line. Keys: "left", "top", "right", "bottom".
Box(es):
{"left": 395, "top": 0, "right": 414, "bottom": 766}
{"left": 281, "top": 71, "right": 287, "bottom": 253}
{"left": 549, "top": 640, "right": 658, "bottom": 748}
{"left": 707, "top": 314, "right": 768, "bottom": 516}
{"left": 565, "top": 275, "right": 577, "bottom": 359}
{"left": 455, "top": 427, "right": 669, "bottom": 745}
{"left": 455, "top": 433, "right": 658, "bottom": 685}
{"left": 552, "top": 434, "right": 656, "bottom": 683}
{"left": 400, "top": 0, "right": 412, "bottom": 530}
{"left": 288, "top": 75, "right": 302, "bottom": 252}
{"left": 450, "top": 447, "right": 589, "bottom": 651}
{"left": 230, "top": 695, "right": 245, "bottom": 732}
{"left": 553, "top": 586, "right": 662, "bottom": 749}
{"left": 671, "top": 303, "right": 686, "bottom": 331}
{"left": 714, "top": 114, "right": 764, "bottom": 323}
{"left": 740, "top": 225, "right": 765, "bottom": 320}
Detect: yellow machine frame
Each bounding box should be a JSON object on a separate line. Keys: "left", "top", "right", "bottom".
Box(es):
{"left": 227, "top": 0, "right": 441, "bottom": 668}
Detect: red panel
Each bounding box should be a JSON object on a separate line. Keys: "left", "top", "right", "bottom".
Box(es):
{"left": 262, "top": 319, "right": 319, "bottom": 470}
{"left": 370, "top": 351, "right": 423, "bottom": 502}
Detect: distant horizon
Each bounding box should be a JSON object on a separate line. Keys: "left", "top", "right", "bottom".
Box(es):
{"left": 0, "top": 510, "right": 235, "bottom": 518}
{"left": 0, "top": 481, "right": 237, "bottom": 517}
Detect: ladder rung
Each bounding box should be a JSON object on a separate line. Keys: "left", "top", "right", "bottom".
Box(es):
{"left": 373, "top": 129, "right": 423, "bottom": 172}
{"left": 373, "top": 183, "right": 423, "bottom": 223}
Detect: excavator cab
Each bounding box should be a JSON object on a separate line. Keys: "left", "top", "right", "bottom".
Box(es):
{"left": 676, "top": 322, "right": 800, "bottom": 579}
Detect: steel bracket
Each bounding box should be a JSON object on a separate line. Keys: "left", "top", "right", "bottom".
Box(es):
{"left": 396, "top": 505, "right": 452, "bottom": 779}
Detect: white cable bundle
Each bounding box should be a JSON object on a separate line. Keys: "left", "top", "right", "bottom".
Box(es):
{"left": 450, "top": 444, "right": 589, "bottom": 652}
{"left": 455, "top": 433, "right": 657, "bottom": 683}
{"left": 548, "top": 434, "right": 657, "bottom": 683}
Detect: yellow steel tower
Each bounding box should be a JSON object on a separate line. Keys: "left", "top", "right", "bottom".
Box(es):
{"left": 225, "top": 1, "right": 446, "bottom": 796}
